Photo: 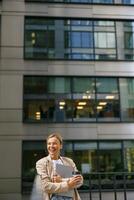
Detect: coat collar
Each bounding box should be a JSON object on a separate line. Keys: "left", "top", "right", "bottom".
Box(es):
{"left": 46, "top": 155, "right": 72, "bottom": 166}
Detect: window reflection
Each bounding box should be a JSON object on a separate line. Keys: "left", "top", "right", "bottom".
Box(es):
{"left": 123, "top": 0, "right": 134, "bottom": 4}
{"left": 22, "top": 141, "right": 46, "bottom": 193}
{"left": 96, "top": 78, "right": 120, "bottom": 121}
{"left": 99, "top": 142, "right": 123, "bottom": 172}
{"left": 120, "top": 78, "right": 134, "bottom": 121}
{"left": 26, "top": 0, "right": 114, "bottom": 3}
{"left": 25, "top": 18, "right": 117, "bottom": 60}
{"left": 73, "top": 142, "right": 98, "bottom": 173}
{"left": 124, "top": 22, "right": 134, "bottom": 59}
{"left": 48, "top": 77, "right": 71, "bottom": 93}
{"left": 124, "top": 141, "right": 134, "bottom": 172}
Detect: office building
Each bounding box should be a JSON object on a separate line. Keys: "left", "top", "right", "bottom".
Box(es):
{"left": 0, "top": 0, "right": 134, "bottom": 199}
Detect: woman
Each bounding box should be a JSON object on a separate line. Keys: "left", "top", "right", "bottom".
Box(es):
{"left": 36, "top": 133, "right": 83, "bottom": 200}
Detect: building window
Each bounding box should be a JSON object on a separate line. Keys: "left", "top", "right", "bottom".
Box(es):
{"left": 72, "top": 77, "right": 96, "bottom": 121}
{"left": 124, "top": 141, "right": 134, "bottom": 172}
{"left": 96, "top": 78, "right": 120, "bottom": 121}
{"left": 24, "top": 18, "right": 117, "bottom": 60}
{"left": 120, "top": 78, "right": 134, "bottom": 121}
{"left": 24, "top": 18, "right": 55, "bottom": 59}
{"left": 124, "top": 22, "right": 134, "bottom": 60}
{"left": 25, "top": 18, "right": 134, "bottom": 61}
{"left": 94, "top": 20, "right": 116, "bottom": 60}
{"left": 25, "top": 0, "right": 114, "bottom": 4}
{"left": 25, "top": 0, "right": 134, "bottom": 4}
{"left": 99, "top": 141, "right": 123, "bottom": 172}
{"left": 23, "top": 76, "right": 134, "bottom": 123}
{"left": 24, "top": 77, "right": 72, "bottom": 122}
{"left": 122, "top": 0, "right": 134, "bottom": 4}
{"left": 22, "top": 141, "right": 46, "bottom": 193}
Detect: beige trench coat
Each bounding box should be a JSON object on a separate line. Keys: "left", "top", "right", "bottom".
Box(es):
{"left": 36, "top": 155, "right": 83, "bottom": 200}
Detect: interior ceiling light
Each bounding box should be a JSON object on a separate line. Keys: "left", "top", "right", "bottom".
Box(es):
{"left": 99, "top": 102, "right": 107, "bottom": 105}
{"left": 97, "top": 106, "right": 103, "bottom": 110}
{"left": 105, "top": 95, "right": 115, "bottom": 99}
{"left": 59, "top": 101, "right": 66, "bottom": 105}
{"left": 59, "top": 106, "right": 64, "bottom": 110}
{"left": 77, "top": 106, "right": 83, "bottom": 109}
{"left": 78, "top": 102, "right": 87, "bottom": 106}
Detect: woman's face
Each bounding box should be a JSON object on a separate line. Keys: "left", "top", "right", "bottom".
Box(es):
{"left": 47, "top": 136, "right": 62, "bottom": 160}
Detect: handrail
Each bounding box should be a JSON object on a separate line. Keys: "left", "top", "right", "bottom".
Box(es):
{"left": 86, "top": 171, "right": 134, "bottom": 200}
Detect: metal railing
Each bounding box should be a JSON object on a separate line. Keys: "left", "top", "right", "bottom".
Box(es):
{"left": 79, "top": 172, "right": 134, "bottom": 200}
{"left": 22, "top": 172, "right": 134, "bottom": 200}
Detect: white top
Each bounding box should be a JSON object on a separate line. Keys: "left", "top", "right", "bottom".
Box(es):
{"left": 52, "top": 159, "right": 63, "bottom": 175}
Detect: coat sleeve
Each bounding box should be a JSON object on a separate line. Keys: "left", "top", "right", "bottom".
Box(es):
{"left": 36, "top": 159, "right": 69, "bottom": 194}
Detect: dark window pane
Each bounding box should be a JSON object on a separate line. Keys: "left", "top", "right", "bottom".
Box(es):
{"left": 24, "top": 76, "right": 47, "bottom": 94}
{"left": 22, "top": 141, "right": 46, "bottom": 193}
{"left": 23, "top": 100, "right": 48, "bottom": 121}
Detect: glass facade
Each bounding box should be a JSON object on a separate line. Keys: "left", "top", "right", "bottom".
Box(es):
{"left": 23, "top": 76, "right": 134, "bottom": 122}
{"left": 25, "top": 0, "right": 134, "bottom": 5}
{"left": 24, "top": 18, "right": 116, "bottom": 60}
{"left": 22, "top": 140, "right": 134, "bottom": 193}
{"left": 25, "top": 18, "right": 134, "bottom": 61}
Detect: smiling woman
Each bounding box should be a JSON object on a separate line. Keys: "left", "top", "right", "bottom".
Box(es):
{"left": 36, "top": 133, "right": 83, "bottom": 200}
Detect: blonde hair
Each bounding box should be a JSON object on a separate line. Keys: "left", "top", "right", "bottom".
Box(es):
{"left": 47, "top": 133, "right": 63, "bottom": 144}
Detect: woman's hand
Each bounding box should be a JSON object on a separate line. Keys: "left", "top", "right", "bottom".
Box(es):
{"left": 67, "top": 175, "right": 82, "bottom": 189}
{"left": 52, "top": 174, "right": 62, "bottom": 183}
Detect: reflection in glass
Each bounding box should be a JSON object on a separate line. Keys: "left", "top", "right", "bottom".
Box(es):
{"left": 73, "top": 77, "right": 95, "bottom": 93}
{"left": 25, "top": 18, "right": 55, "bottom": 59}
{"left": 99, "top": 141, "right": 123, "bottom": 172}
{"left": 123, "top": 0, "right": 134, "bottom": 4}
{"left": 73, "top": 142, "right": 98, "bottom": 173}
{"left": 96, "top": 78, "right": 118, "bottom": 93}
{"left": 96, "top": 78, "right": 120, "bottom": 121}
{"left": 72, "top": 78, "right": 96, "bottom": 121}
{"left": 95, "top": 32, "right": 115, "bottom": 48}
{"left": 94, "top": 20, "right": 116, "bottom": 60}
{"left": 26, "top": 0, "right": 114, "bottom": 3}
{"left": 124, "top": 141, "right": 134, "bottom": 172}
{"left": 25, "top": 18, "right": 117, "bottom": 60}
{"left": 22, "top": 141, "right": 46, "bottom": 193}
{"left": 48, "top": 77, "right": 71, "bottom": 93}
{"left": 120, "top": 78, "right": 134, "bottom": 121}
{"left": 124, "top": 21, "right": 134, "bottom": 60}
